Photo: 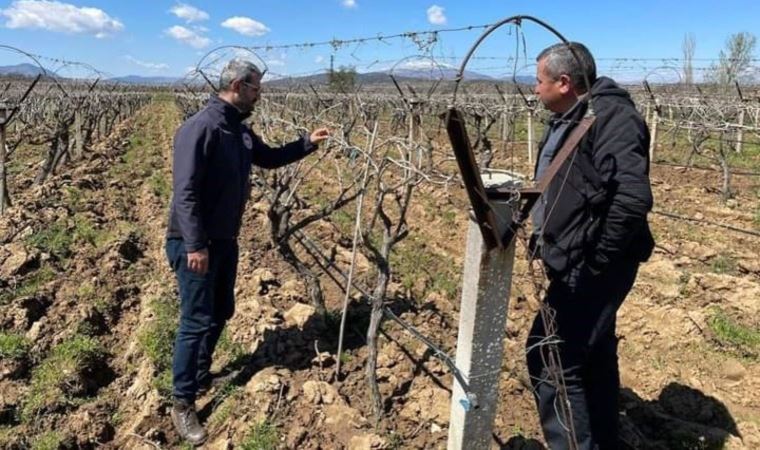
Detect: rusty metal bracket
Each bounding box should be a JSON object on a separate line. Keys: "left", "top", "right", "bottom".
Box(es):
{"left": 446, "top": 107, "right": 594, "bottom": 251}
{"left": 445, "top": 107, "right": 504, "bottom": 250}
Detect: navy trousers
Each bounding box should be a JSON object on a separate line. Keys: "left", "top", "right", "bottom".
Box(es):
{"left": 166, "top": 238, "right": 238, "bottom": 402}
{"left": 526, "top": 258, "right": 639, "bottom": 450}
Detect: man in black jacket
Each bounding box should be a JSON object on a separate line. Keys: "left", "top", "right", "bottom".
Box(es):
{"left": 166, "top": 59, "right": 329, "bottom": 445}
{"left": 526, "top": 42, "right": 654, "bottom": 450}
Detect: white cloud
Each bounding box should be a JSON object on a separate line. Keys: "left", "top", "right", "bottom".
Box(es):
{"left": 315, "top": 55, "right": 325, "bottom": 64}
{"left": 169, "top": 2, "right": 208, "bottom": 23}
{"left": 221, "top": 16, "right": 270, "bottom": 37}
{"left": 426, "top": 5, "right": 446, "bottom": 25}
{"left": 165, "top": 25, "right": 210, "bottom": 49}
{"left": 1, "top": 0, "right": 123, "bottom": 38}
{"left": 342, "top": 0, "right": 357, "bottom": 8}
{"left": 125, "top": 55, "right": 169, "bottom": 71}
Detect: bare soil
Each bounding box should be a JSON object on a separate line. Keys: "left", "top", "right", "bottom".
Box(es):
{"left": 0, "top": 98, "right": 758, "bottom": 449}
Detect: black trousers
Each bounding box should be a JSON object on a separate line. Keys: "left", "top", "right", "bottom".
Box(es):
{"left": 166, "top": 238, "right": 238, "bottom": 402}
{"left": 526, "top": 258, "right": 639, "bottom": 450}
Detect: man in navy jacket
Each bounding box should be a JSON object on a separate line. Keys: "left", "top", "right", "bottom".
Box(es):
{"left": 526, "top": 43, "right": 654, "bottom": 450}
{"left": 166, "top": 59, "right": 329, "bottom": 445}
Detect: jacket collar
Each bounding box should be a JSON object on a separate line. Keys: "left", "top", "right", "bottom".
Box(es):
{"left": 549, "top": 92, "right": 590, "bottom": 126}
{"left": 206, "top": 94, "right": 252, "bottom": 125}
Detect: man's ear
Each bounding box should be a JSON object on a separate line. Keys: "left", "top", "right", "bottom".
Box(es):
{"left": 229, "top": 79, "right": 242, "bottom": 94}
{"left": 558, "top": 74, "right": 572, "bottom": 95}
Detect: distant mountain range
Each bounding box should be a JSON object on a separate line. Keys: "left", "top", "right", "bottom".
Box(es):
{"left": 0, "top": 63, "right": 535, "bottom": 87}
{"left": 0, "top": 63, "right": 185, "bottom": 86}
{"left": 265, "top": 69, "right": 535, "bottom": 88}
{"left": 108, "top": 75, "right": 186, "bottom": 85}
{"left": 0, "top": 63, "right": 48, "bottom": 77}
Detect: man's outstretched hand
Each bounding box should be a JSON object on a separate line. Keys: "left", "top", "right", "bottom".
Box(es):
{"left": 309, "top": 128, "right": 330, "bottom": 145}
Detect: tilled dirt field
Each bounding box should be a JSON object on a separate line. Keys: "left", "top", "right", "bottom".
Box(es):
{"left": 0, "top": 98, "right": 758, "bottom": 449}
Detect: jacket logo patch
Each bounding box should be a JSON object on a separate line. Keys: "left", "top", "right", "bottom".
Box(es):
{"left": 242, "top": 133, "right": 253, "bottom": 150}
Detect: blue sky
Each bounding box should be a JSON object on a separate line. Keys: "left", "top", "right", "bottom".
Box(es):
{"left": 0, "top": 0, "right": 758, "bottom": 80}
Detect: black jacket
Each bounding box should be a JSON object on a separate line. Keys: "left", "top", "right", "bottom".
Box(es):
{"left": 167, "top": 95, "right": 317, "bottom": 252}
{"left": 535, "top": 77, "right": 654, "bottom": 276}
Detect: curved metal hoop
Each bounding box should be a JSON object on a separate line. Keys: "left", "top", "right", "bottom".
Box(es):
{"left": 451, "top": 15, "right": 592, "bottom": 105}
{"left": 195, "top": 45, "right": 269, "bottom": 92}
{"left": 644, "top": 65, "right": 684, "bottom": 85}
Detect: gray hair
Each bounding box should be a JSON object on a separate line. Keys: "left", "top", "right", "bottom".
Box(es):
{"left": 219, "top": 58, "right": 263, "bottom": 91}
{"left": 537, "top": 42, "right": 596, "bottom": 93}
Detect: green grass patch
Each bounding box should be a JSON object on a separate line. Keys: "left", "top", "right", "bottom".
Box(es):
{"left": 0, "top": 426, "right": 15, "bottom": 448}
{"left": 339, "top": 352, "right": 353, "bottom": 364}
{"left": 0, "top": 333, "right": 30, "bottom": 360}
{"left": 117, "top": 128, "right": 158, "bottom": 180}
{"left": 420, "top": 195, "right": 459, "bottom": 230}
{"left": 208, "top": 383, "right": 243, "bottom": 429}
{"left": 137, "top": 295, "right": 179, "bottom": 397}
{"left": 306, "top": 191, "right": 332, "bottom": 211}
{"left": 22, "top": 335, "right": 105, "bottom": 421}
{"left": 24, "top": 214, "right": 117, "bottom": 259}
{"left": 63, "top": 186, "right": 86, "bottom": 211}
{"left": 77, "top": 281, "right": 96, "bottom": 301}
{"left": 25, "top": 221, "right": 72, "bottom": 259}
{"left": 0, "top": 265, "right": 57, "bottom": 305}
{"left": 72, "top": 215, "right": 100, "bottom": 247}
{"left": 75, "top": 280, "right": 113, "bottom": 317}
{"left": 124, "top": 133, "right": 146, "bottom": 166}
{"left": 148, "top": 171, "right": 171, "bottom": 201}
{"left": 74, "top": 215, "right": 138, "bottom": 251}
{"left": 214, "top": 329, "right": 245, "bottom": 368}
{"left": 429, "top": 270, "right": 460, "bottom": 301}
{"left": 651, "top": 124, "right": 760, "bottom": 172}
{"left": 386, "top": 431, "right": 404, "bottom": 449}
{"left": 239, "top": 421, "right": 278, "bottom": 450}
{"left": 707, "top": 308, "right": 760, "bottom": 359}
{"left": 330, "top": 209, "right": 355, "bottom": 236}
{"left": 391, "top": 236, "right": 460, "bottom": 300}
{"left": 31, "top": 431, "right": 63, "bottom": 450}
{"left": 726, "top": 140, "right": 760, "bottom": 171}
{"left": 107, "top": 220, "right": 141, "bottom": 243}
{"left": 677, "top": 271, "right": 693, "bottom": 297}
{"left": 440, "top": 209, "right": 458, "bottom": 229}
{"left": 709, "top": 253, "right": 738, "bottom": 275}
{"left": 153, "top": 92, "right": 175, "bottom": 102}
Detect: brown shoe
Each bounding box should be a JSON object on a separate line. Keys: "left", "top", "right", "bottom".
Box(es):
{"left": 171, "top": 398, "right": 208, "bottom": 446}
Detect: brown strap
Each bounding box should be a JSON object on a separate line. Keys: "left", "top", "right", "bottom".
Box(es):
{"left": 513, "top": 115, "right": 596, "bottom": 225}
{"left": 534, "top": 115, "right": 596, "bottom": 192}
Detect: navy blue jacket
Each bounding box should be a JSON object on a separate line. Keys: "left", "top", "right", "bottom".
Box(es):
{"left": 535, "top": 77, "right": 654, "bottom": 276}
{"left": 167, "top": 95, "right": 317, "bottom": 252}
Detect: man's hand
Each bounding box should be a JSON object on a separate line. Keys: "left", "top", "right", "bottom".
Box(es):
{"left": 309, "top": 128, "right": 330, "bottom": 145}
{"left": 187, "top": 248, "right": 209, "bottom": 275}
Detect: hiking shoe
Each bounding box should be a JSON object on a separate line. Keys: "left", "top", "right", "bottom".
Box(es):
{"left": 171, "top": 398, "right": 207, "bottom": 446}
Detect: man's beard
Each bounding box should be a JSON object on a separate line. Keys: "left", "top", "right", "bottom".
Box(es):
{"left": 235, "top": 99, "right": 255, "bottom": 113}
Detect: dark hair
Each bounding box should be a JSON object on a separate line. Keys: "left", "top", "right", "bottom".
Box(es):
{"left": 537, "top": 42, "right": 596, "bottom": 93}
